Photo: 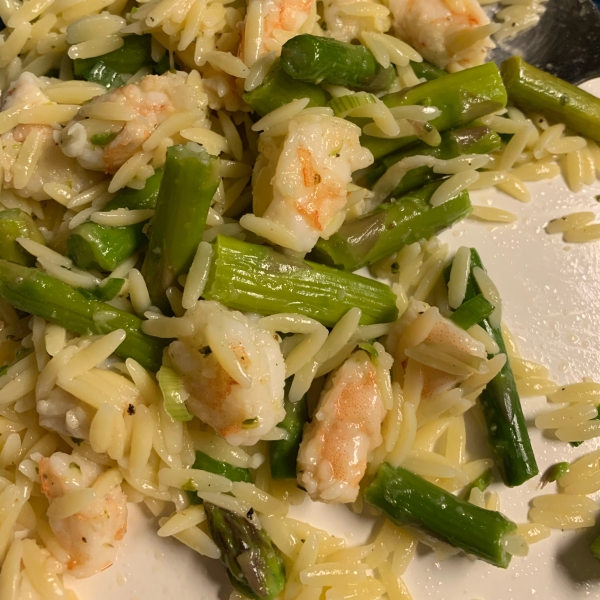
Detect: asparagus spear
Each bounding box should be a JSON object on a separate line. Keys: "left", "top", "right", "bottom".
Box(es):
{"left": 73, "top": 34, "right": 154, "bottom": 88}
{"left": 311, "top": 182, "right": 471, "bottom": 272}
{"left": 362, "top": 62, "right": 508, "bottom": 160}
{"left": 280, "top": 34, "right": 396, "bottom": 93}
{"left": 242, "top": 59, "right": 331, "bottom": 117}
{"left": 204, "top": 235, "right": 398, "bottom": 327}
{"left": 410, "top": 60, "right": 446, "bottom": 81}
{"left": 367, "top": 124, "right": 501, "bottom": 195}
{"left": 0, "top": 260, "right": 167, "bottom": 371}
{"left": 365, "top": 463, "right": 517, "bottom": 568}
{"left": 449, "top": 249, "right": 538, "bottom": 487}
{"left": 186, "top": 450, "right": 252, "bottom": 505}
{"left": 67, "top": 170, "right": 163, "bottom": 272}
{"left": 204, "top": 502, "right": 286, "bottom": 600}
{"left": 449, "top": 294, "right": 494, "bottom": 330}
{"left": 270, "top": 385, "right": 308, "bottom": 480}
{"left": 502, "top": 56, "right": 600, "bottom": 143}
{"left": 192, "top": 451, "right": 252, "bottom": 484}
{"left": 0, "top": 209, "right": 45, "bottom": 266}
{"left": 142, "top": 144, "right": 220, "bottom": 313}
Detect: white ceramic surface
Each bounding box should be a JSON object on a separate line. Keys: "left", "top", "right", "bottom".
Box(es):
{"left": 70, "top": 80, "right": 600, "bottom": 600}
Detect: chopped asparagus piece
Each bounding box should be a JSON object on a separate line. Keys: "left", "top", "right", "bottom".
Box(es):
{"left": 365, "top": 463, "right": 517, "bottom": 568}
{"left": 0, "top": 260, "right": 167, "bottom": 371}
{"left": 242, "top": 59, "right": 331, "bottom": 117}
{"left": 270, "top": 385, "right": 308, "bottom": 480}
{"left": 311, "top": 183, "right": 471, "bottom": 272}
{"left": 205, "top": 503, "right": 286, "bottom": 600}
{"left": 281, "top": 34, "right": 396, "bottom": 93}
{"left": 67, "top": 170, "right": 163, "bottom": 272}
{"left": 362, "top": 62, "right": 508, "bottom": 159}
{"left": 203, "top": 235, "right": 398, "bottom": 327}
{"left": 502, "top": 56, "right": 600, "bottom": 143}
{"left": 142, "top": 144, "right": 220, "bottom": 313}
{"left": 0, "top": 209, "right": 45, "bottom": 266}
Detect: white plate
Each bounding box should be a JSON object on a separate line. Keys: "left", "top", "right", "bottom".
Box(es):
{"left": 69, "top": 80, "right": 600, "bottom": 600}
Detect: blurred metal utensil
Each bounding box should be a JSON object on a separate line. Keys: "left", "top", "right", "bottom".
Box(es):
{"left": 490, "top": 0, "right": 600, "bottom": 84}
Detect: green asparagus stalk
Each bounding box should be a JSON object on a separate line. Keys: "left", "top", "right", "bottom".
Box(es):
{"left": 242, "top": 59, "right": 331, "bottom": 117}
{"left": 204, "top": 502, "right": 286, "bottom": 600}
{"left": 501, "top": 56, "right": 600, "bottom": 143}
{"left": 0, "top": 209, "right": 45, "bottom": 266}
{"left": 280, "top": 34, "right": 395, "bottom": 93}
{"left": 192, "top": 450, "right": 252, "bottom": 484}
{"left": 67, "top": 170, "right": 163, "bottom": 272}
{"left": 449, "top": 294, "right": 494, "bottom": 330}
{"left": 362, "top": 62, "right": 508, "bottom": 160}
{"left": 270, "top": 384, "right": 308, "bottom": 480}
{"left": 185, "top": 450, "right": 252, "bottom": 505}
{"left": 311, "top": 182, "right": 471, "bottom": 272}
{"left": 450, "top": 249, "right": 538, "bottom": 487}
{"left": 0, "top": 260, "right": 167, "bottom": 371}
{"left": 462, "top": 467, "right": 494, "bottom": 499}
{"left": 366, "top": 125, "right": 501, "bottom": 195}
{"left": 73, "top": 34, "right": 154, "bottom": 87}
{"left": 410, "top": 60, "right": 446, "bottom": 81}
{"left": 142, "top": 145, "right": 220, "bottom": 313}
{"left": 204, "top": 235, "right": 398, "bottom": 327}
{"left": 365, "top": 463, "right": 517, "bottom": 568}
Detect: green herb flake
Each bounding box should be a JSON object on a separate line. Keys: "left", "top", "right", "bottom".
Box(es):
{"left": 242, "top": 417, "right": 259, "bottom": 429}
{"left": 390, "top": 262, "right": 400, "bottom": 275}
{"left": 181, "top": 478, "right": 197, "bottom": 492}
{"left": 70, "top": 437, "right": 83, "bottom": 446}
{"left": 69, "top": 462, "right": 81, "bottom": 471}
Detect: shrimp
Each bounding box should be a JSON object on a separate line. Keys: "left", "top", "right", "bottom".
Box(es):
{"left": 168, "top": 301, "right": 286, "bottom": 446}
{"left": 39, "top": 452, "right": 128, "bottom": 579}
{"left": 387, "top": 299, "right": 487, "bottom": 400}
{"left": 297, "top": 349, "right": 388, "bottom": 503}
{"left": 387, "top": 0, "right": 495, "bottom": 70}
{"left": 241, "top": 113, "right": 373, "bottom": 253}
{"left": 240, "top": 0, "right": 317, "bottom": 65}
{"left": 322, "top": 0, "right": 391, "bottom": 44}
{"left": 59, "top": 71, "right": 209, "bottom": 173}
{"left": 0, "top": 73, "right": 100, "bottom": 200}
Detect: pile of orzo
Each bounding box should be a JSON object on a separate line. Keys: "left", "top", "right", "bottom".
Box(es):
{"left": 0, "top": 0, "right": 599, "bottom": 598}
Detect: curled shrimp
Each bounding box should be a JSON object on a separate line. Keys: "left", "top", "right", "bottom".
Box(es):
{"left": 241, "top": 0, "right": 318, "bottom": 65}
{"left": 39, "top": 452, "right": 128, "bottom": 579}
{"left": 388, "top": 0, "right": 495, "bottom": 70}
{"left": 169, "top": 301, "right": 286, "bottom": 446}
{"left": 297, "top": 349, "right": 389, "bottom": 503}
{"left": 241, "top": 112, "right": 373, "bottom": 253}
{"left": 59, "top": 71, "right": 208, "bottom": 173}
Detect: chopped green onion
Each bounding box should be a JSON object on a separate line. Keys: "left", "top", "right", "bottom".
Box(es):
{"left": 541, "top": 462, "right": 570, "bottom": 487}
{"left": 90, "top": 132, "right": 118, "bottom": 146}
{"left": 450, "top": 294, "right": 495, "bottom": 329}
{"left": 328, "top": 92, "right": 377, "bottom": 117}
{"left": 157, "top": 366, "right": 193, "bottom": 422}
